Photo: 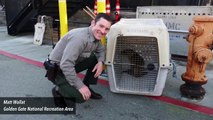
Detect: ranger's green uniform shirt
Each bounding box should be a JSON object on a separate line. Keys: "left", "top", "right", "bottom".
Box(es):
{"left": 49, "top": 27, "right": 105, "bottom": 90}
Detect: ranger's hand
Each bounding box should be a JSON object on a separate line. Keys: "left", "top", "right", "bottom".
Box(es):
{"left": 92, "top": 61, "right": 103, "bottom": 78}
{"left": 79, "top": 85, "right": 91, "bottom": 101}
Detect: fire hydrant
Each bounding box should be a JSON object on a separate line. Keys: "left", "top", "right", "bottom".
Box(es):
{"left": 180, "top": 16, "right": 213, "bottom": 99}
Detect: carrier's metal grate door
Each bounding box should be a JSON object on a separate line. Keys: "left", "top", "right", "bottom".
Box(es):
{"left": 113, "top": 36, "right": 159, "bottom": 92}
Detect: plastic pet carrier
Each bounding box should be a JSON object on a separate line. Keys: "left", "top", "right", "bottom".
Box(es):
{"left": 106, "top": 19, "right": 171, "bottom": 96}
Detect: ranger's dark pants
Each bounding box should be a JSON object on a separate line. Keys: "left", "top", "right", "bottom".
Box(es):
{"left": 54, "top": 54, "right": 98, "bottom": 103}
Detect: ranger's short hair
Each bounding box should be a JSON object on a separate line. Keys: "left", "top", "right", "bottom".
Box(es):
{"left": 95, "top": 13, "right": 113, "bottom": 24}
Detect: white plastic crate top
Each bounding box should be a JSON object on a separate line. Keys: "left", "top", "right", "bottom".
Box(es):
{"left": 106, "top": 19, "right": 171, "bottom": 96}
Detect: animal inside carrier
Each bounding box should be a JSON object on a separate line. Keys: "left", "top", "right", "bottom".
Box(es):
{"left": 106, "top": 19, "right": 171, "bottom": 96}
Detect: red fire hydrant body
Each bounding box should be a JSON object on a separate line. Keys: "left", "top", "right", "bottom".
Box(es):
{"left": 181, "top": 16, "right": 213, "bottom": 99}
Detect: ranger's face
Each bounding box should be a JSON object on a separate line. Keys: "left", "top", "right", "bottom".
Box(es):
{"left": 91, "top": 18, "right": 111, "bottom": 40}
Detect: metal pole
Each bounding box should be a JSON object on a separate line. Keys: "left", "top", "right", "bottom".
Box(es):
{"left": 97, "top": 0, "right": 106, "bottom": 13}
{"left": 97, "top": 0, "right": 106, "bottom": 46}
{"left": 58, "top": 0, "right": 68, "bottom": 38}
